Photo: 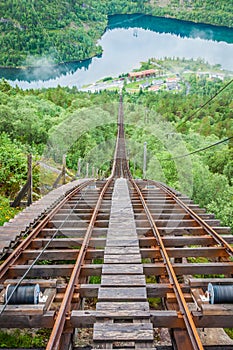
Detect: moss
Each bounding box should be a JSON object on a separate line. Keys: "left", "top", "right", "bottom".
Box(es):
{"left": 0, "top": 328, "right": 50, "bottom": 348}
{"left": 224, "top": 328, "right": 233, "bottom": 339}
{"left": 0, "top": 196, "right": 21, "bottom": 226}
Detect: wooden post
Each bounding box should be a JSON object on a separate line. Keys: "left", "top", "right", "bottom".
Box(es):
{"left": 62, "top": 154, "right": 66, "bottom": 185}
{"left": 92, "top": 166, "right": 95, "bottom": 178}
{"left": 143, "top": 142, "right": 147, "bottom": 179}
{"left": 27, "top": 154, "right": 33, "bottom": 206}
{"left": 77, "top": 158, "right": 81, "bottom": 178}
{"left": 86, "top": 163, "right": 89, "bottom": 178}
{"left": 11, "top": 154, "right": 33, "bottom": 207}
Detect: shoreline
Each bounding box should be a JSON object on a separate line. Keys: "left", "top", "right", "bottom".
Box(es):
{"left": 1, "top": 13, "right": 232, "bottom": 70}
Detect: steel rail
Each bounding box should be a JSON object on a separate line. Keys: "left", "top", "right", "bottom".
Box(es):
{"left": 130, "top": 178, "right": 204, "bottom": 350}
{"left": 46, "top": 177, "right": 113, "bottom": 350}
{"left": 155, "top": 182, "right": 233, "bottom": 257}
{"left": 0, "top": 180, "right": 93, "bottom": 281}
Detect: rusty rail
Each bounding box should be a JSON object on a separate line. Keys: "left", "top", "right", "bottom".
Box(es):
{"left": 0, "top": 180, "right": 93, "bottom": 282}
{"left": 131, "top": 179, "right": 204, "bottom": 350}
{"left": 0, "top": 95, "right": 232, "bottom": 350}
{"left": 155, "top": 182, "right": 233, "bottom": 257}
{"left": 46, "top": 178, "right": 113, "bottom": 350}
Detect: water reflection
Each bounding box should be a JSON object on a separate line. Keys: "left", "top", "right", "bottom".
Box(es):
{"left": 1, "top": 14, "right": 232, "bottom": 89}
{"left": 108, "top": 14, "right": 233, "bottom": 43}
{"left": 0, "top": 58, "right": 92, "bottom": 82}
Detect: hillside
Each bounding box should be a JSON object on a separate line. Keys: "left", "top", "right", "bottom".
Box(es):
{"left": 0, "top": 58, "right": 232, "bottom": 228}
{"left": 0, "top": 0, "right": 232, "bottom": 67}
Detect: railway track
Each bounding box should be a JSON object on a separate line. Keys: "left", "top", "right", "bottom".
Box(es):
{"left": 0, "top": 96, "right": 233, "bottom": 350}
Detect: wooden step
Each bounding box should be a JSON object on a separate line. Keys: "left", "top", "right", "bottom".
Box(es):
{"left": 96, "top": 301, "right": 150, "bottom": 318}
{"left": 101, "top": 274, "right": 146, "bottom": 287}
{"left": 104, "top": 254, "right": 141, "bottom": 263}
{"left": 104, "top": 246, "right": 140, "bottom": 254}
{"left": 93, "top": 322, "right": 154, "bottom": 341}
{"left": 102, "top": 264, "right": 143, "bottom": 275}
{"left": 98, "top": 287, "right": 147, "bottom": 301}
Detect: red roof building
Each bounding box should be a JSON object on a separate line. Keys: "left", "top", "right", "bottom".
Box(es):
{"left": 129, "top": 69, "right": 157, "bottom": 79}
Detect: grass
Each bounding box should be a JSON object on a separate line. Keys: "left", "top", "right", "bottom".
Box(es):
{"left": 225, "top": 328, "right": 233, "bottom": 339}
{"left": 89, "top": 258, "right": 103, "bottom": 284}
{"left": 187, "top": 257, "right": 226, "bottom": 278}
{"left": 0, "top": 196, "right": 21, "bottom": 226}
{"left": 0, "top": 329, "right": 50, "bottom": 348}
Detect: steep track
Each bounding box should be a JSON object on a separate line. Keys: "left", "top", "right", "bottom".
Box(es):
{"left": 0, "top": 96, "right": 232, "bottom": 350}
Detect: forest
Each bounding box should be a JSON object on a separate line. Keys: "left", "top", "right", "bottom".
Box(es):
{"left": 0, "top": 0, "right": 233, "bottom": 67}
{"left": 0, "top": 58, "right": 232, "bottom": 230}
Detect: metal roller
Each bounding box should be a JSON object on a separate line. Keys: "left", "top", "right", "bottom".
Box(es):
{"left": 5, "top": 284, "right": 40, "bottom": 305}
{"left": 208, "top": 283, "right": 233, "bottom": 304}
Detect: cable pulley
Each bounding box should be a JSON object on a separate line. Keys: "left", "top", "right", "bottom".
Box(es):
{"left": 208, "top": 283, "right": 233, "bottom": 304}
{"left": 5, "top": 284, "right": 40, "bottom": 305}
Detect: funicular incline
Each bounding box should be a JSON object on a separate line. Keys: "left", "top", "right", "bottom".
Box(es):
{"left": 0, "top": 96, "right": 232, "bottom": 350}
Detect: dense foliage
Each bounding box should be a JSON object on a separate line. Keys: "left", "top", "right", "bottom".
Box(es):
{"left": 0, "top": 57, "right": 232, "bottom": 229}
{"left": 0, "top": 0, "right": 233, "bottom": 67}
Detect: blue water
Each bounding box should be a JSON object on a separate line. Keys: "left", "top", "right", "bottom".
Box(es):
{"left": 1, "top": 14, "right": 233, "bottom": 89}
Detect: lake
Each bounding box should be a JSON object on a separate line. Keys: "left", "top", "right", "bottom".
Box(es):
{"left": 1, "top": 14, "right": 233, "bottom": 89}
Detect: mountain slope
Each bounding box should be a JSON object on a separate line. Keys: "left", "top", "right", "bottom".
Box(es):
{"left": 0, "top": 0, "right": 232, "bottom": 67}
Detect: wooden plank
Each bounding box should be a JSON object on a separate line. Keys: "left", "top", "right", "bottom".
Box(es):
{"left": 141, "top": 247, "right": 228, "bottom": 259}
{"left": 201, "top": 304, "right": 233, "bottom": 316}
{"left": 22, "top": 249, "right": 80, "bottom": 261}
{"left": 42, "top": 288, "right": 56, "bottom": 311}
{"left": 104, "top": 246, "right": 140, "bottom": 255}
{"left": 189, "top": 278, "right": 233, "bottom": 288}
{"left": 42, "top": 228, "right": 108, "bottom": 237}
{"left": 139, "top": 236, "right": 215, "bottom": 247}
{"left": 70, "top": 306, "right": 151, "bottom": 325}
{"left": 106, "top": 233, "right": 137, "bottom": 239}
{"left": 75, "top": 283, "right": 189, "bottom": 298}
{"left": 192, "top": 311, "right": 233, "bottom": 328}
{"left": 0, "top": 241, "right": 12, "bottom": 254}
{"left": 143, "top": 262, "right": 233, "bottom": 276}
{"left": 102, "top": 264, "right": 143, "bottom": 275}
{"left": 93, "top": 322, "right": 153, "bottom": 341}
{"left": 81, "top": 264, "right": 102, "bottom": 277}
{"left": 147, "top": 283, "right": 175, "bottom": 297}
{"left": 30, "top": 235, "right": 232, "bottom": 249}
{"left": 101, "top": 274, "right": 146, "bottom": 287}
{"left": 0, "top": 304, "right": 45, "bottom": 315}
{"left": 76, "top": 284, "right": 99, "bottom": 298}
{"left": 8, "top": 264, "right": 75, "bottom": 278}
{"left": 98, "top": 287, "right": 147, "bottom": 301}
{"left": 136, "top": 219, "right": 221, "bottom": 227}
{"left": 9, "top": 264, "right": 103, "bottom": 278}
{"left": 150, "top": 310, "right": 184, "bottom": 328}
{"left": 104, "top": 254, "right": 141, "bottom": 264}
{"left": 96, "top": 301, "right": 150, "bottom": 314}
{"left": 173, "top": 262, "right": 233, "bottom": 275}
{"left": 172, "top": 329, "right": 194, "bottom": 350}
{"left": 166, "top": 292, "right": 193, "bottom": 303}
{"left": 0, "top": 310, "right": 55, "bottom": 328}
{"left": 106, "top": 239, "right": 139, "bottom": 247}
{"left": 3, "top": 279, "right": 57, "bottom": 288}
{"left": 31, "top": 238, "right": 103, "bottom": 249}
{"left": 165, "top": 247, "right": 227, "bottom": 258}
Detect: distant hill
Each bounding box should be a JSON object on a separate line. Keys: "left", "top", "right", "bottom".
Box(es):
{"left": 0, "top": 0, "right": 232, "bottom": 67}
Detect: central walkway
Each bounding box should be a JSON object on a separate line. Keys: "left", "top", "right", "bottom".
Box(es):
{"left": 93, "top": 178, "right": 154, "bottom": 349}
